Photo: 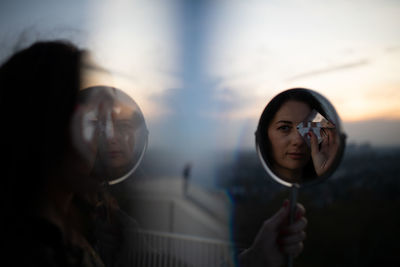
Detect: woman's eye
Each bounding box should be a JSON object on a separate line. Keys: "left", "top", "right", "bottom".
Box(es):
{"left": 278, "top": 125, "right": 291, "bottom": 132}
{"left": 116, "top": 121, "right": 134, "bottom": 131}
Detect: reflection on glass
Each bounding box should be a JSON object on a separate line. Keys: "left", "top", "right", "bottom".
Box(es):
{"left": 296, "top": 109, "right": 336, "bottom": 147}
{"left": 256, "top": 88, "right": 344, "bottom": 186}
{"left": 72, "top": 86, "right": 148, "bottom": 185}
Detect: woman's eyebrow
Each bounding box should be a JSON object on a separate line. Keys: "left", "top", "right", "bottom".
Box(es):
{"left": 276, "top": 120, "right": 293, "bottom": 124}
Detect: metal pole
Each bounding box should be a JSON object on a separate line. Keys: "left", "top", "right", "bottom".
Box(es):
{"left": 287, "top": 183, "right": 300, "bottom": 267}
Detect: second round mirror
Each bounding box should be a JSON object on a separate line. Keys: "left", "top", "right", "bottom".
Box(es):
{"left": 72, "top": 85, "right": 148, "bottom": 185}
{"left": 255, "top": 88, "right": 346, "bottom": 187}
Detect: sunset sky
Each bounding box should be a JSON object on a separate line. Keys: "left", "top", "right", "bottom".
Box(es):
{"left": 1, "top": 0, "right": 399, "bottom": 155}
{"left": 203, "top": 0, "right": 400, "bottom": 121}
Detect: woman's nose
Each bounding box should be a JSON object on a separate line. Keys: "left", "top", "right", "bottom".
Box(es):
{"left": 291, "top": 130, "right": 306, "bottom": 146}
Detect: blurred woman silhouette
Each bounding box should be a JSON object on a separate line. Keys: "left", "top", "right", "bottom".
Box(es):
{"left": 0, "top": 41, "right": 106, "bottom": 267}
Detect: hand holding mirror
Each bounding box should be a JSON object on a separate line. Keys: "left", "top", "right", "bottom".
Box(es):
{"left": 255, "top": 88, "right": 346, "bottom": 266}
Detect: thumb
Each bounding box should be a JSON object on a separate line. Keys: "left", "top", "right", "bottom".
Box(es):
{"left": 267, "top": 200, "right": 289, "bottom": 229}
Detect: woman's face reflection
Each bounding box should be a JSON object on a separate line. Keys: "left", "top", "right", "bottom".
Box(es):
{"left": 267, "top": 100, "right": 311, "bottom": 182}
{"left": 100, "top": 102, "right": 136, "bottom": 175}
{"left": 72, "top": 86, "right": 148, "bottom": 185}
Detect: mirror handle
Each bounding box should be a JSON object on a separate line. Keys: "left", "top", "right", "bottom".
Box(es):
{"left": 288, "top": 183, "right": 300, "bottom": 267}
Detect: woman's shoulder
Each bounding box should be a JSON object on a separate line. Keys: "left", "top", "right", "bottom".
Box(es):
{"left": 3, "top": 216, "right": 104, "bottom": 267}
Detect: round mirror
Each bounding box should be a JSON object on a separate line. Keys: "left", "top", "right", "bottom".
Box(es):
{"left": 71, "top": 86, "right": 148, "bottom": 185}
{"left": 255, "top": 88, "right": 346, "bottom": 188}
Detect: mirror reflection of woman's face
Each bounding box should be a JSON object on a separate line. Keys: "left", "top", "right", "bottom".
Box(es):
{"left": 98, "top": 101, "right": 136, "bottom": 177}
{"left": 267, "top": 100, "right": 311, "bottom": 182}
{"left": 106, "top": 103, "right": 135, "bottom": 168}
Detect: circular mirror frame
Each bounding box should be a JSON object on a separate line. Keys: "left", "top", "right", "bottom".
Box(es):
{"left": 73, "top": 85, "right": 149, "bottom": 186}
{"left": 255, "top": 88, "right": 347, "bottom": 188}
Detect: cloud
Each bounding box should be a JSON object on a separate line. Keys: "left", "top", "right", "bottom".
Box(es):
{"left": 385, "top": 45, "right": 400, "bottom": 53}
{"left": 287, "top": 59, "right": 370, "bottom": 81}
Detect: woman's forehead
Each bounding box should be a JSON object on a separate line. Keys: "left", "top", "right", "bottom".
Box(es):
{"left": 273, "top": 100, "right": 311, "bottom": 123}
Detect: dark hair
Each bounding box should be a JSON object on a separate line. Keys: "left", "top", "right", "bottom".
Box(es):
{"left": 0, "top": 40, "right": 83, "bottom": 216}
{"left": 256, "top": 88, "right": 328, "bottom": 180}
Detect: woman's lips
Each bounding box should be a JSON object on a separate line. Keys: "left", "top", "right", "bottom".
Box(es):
{"left": 108, "top": 151, "right": 123, "bottom": 158}
{"left": 287, "top": 152, "right": 306, "bottom": 160}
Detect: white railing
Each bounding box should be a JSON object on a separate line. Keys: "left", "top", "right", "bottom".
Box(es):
{"left": 123, "top": 230, "right": 235, "bottom": 267}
